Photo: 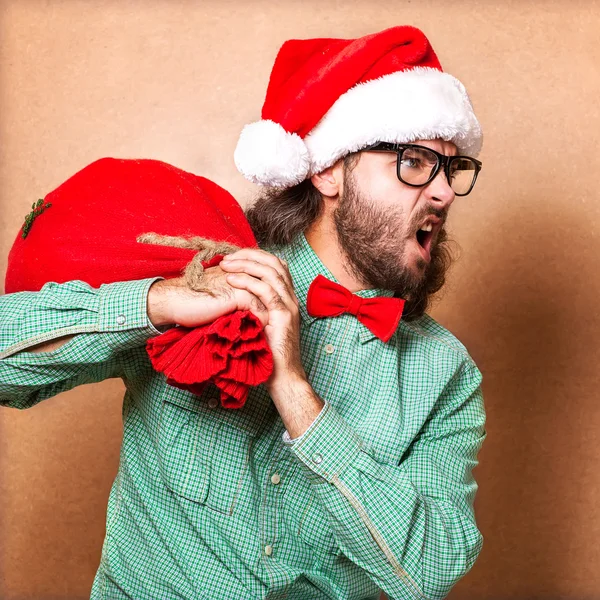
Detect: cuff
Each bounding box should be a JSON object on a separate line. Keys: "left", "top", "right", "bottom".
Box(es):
{"left": 98, "top": 277, "right": 167, "bottom": 341}
{"left": 283, "top": 401, "right": 364, "bottom": 484}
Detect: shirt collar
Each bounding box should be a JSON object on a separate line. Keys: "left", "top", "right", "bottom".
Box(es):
{"left": 263, "top": 231, "right": 398, "bottom": 344}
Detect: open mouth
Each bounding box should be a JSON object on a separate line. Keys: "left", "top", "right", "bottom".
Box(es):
{"left": 414, "top": 225, "right": 436, "bottom": 261}
{"left": 416, "top": 228, "right": 432, "bottom": 248}
{"left": 415, "top": 217, "right": 443, "bottom": 262}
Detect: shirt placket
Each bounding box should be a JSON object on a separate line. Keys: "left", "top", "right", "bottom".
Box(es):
{"left": 313, "top": 317, "right": 354, "bottom": 399}
{"left": 260, "top": 439, "right": 295, "bottom": 599}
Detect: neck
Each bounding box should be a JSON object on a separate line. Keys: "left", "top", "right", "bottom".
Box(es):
{"left": 304, "top": 214, "right": 371, "bottom": 293}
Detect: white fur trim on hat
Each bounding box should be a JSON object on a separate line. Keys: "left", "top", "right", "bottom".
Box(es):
{"left": 234, "top": 120, "right": 310, "bottom": 187}
{"left": 304, "top": 67, "right": 483, "bottom": 177}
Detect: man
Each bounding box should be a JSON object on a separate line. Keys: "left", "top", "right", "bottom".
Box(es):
{"left": 0, "top": 25, "right": 486, "bottom": 600}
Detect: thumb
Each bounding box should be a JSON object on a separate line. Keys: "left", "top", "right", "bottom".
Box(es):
{"left": 238, "top": 289, "right": 269, "bottom": 329}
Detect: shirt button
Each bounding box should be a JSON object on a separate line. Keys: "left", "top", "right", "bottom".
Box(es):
{"left": 324, "top": 344, "right": 335, "bottom": 354}
{"left": 264, "top": 544, "right": 273, "bottom": 556}
{"left": 207, "top": 397, "right": 219, "bottom": 409}
{"left": 270, "top": 473, "right": 281, "bottom": 485}
{"left": 116, "top": 314, "right": 126, "bottom": 325}
{"left": 312, "top": 453, "right": 323, "bottom": 465}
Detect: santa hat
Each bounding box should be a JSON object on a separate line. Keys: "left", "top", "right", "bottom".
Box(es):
{"left": 234, "top": 25, "right": 482, "bottom": 188}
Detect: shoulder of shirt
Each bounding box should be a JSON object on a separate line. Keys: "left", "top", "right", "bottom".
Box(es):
{"left": 398, "top": 312, "right": 479, "bottom": 371}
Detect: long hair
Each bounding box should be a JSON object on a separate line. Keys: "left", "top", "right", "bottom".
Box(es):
{"left": 244, "top": 177, "right": 324, "bottom": 248}
{"left": 244, "top": 155, "right": 457, "bottom": 321}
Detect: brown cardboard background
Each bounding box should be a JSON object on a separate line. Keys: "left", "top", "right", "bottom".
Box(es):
{"left": 1, "top": 0, "right": 599, "bottom": 598}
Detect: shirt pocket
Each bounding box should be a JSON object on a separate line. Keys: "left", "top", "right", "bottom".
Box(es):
{"left": 157, "top": 383, "right": 273, "bottom": 515}
{"left": 283, "top": 464, "right": 340, "bottom": 558}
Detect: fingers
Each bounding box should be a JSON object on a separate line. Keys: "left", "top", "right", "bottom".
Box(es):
{"left": 244, "top": 290, "right": 269, "bottom": 328}
{"left": 224, "top": 271, "right": 288, "bottom": 314}
{"left": 220, "top": 254, "right": 298, "bottom": 311}
{"left": 221, "top": 259, "right": 296, "bottom": 309}
{"left": 221, "top": 249, "right": 295, "bottom": 297}
{"left": 197, "top": 265, "right": 270, "bottom": 328}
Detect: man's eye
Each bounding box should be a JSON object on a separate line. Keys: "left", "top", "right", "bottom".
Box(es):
{"left": 401, "top": 157, "right": 422, "bottom": 169}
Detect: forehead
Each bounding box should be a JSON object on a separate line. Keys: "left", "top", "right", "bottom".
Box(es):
{"left": 411, "top": 138, "right": 458, "bottom": 156}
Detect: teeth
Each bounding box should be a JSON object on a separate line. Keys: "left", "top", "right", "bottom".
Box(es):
{"left": 419, "top": 223, "right": 433, "bottom": 232}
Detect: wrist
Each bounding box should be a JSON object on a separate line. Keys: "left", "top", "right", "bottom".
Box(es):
{"left": 267, "top": 372, "right": 310, "bottom": 400}
{"left": 269, "top": 377, "right": 324, "bottom": 439}
{"left": 147, "top": 279, "right": 174, "bottom": 327}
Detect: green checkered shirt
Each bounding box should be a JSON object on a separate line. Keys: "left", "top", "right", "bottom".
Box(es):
{"left": 0, "top": 231, "right": 487, "bottom": 600}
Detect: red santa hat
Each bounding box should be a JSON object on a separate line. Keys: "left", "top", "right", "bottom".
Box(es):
{"left": 234, "top": 25, "right": 483, "bottom": 188}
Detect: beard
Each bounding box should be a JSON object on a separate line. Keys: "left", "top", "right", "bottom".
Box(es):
{"left": 333, "top": 166, "right": 456, "bottom": 314}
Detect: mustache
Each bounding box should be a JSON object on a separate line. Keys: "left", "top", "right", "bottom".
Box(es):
{"left": 413, "top": 207, "right": 447, "bottom": 229}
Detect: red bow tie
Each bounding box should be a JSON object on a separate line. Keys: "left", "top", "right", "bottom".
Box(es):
{"left": 306, "top": 274, "right": 405, "bottom": 342}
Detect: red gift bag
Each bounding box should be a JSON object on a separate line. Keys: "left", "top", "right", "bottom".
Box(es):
{"left": 5, "top": 157, "right": 273, "bottom": 408}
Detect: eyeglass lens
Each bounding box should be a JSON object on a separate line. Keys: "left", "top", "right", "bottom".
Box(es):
{"left": 399, "top": 147, "right": 478, "bottom": 195}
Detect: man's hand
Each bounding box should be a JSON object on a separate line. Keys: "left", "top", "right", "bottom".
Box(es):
{"left": 147, "top": 265, "right": 270, "bottom": 329}
{"left": 219, "top": 248, "right": 324, "bottom": 437}
{"left": 219, "top": 248, "right": 306, "bottom": 389}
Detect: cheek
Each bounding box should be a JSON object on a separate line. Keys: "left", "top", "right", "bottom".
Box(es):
{"left": 357, "top": 159, "right": 399, "bottom": 199}
{"left": 361, "top": 175, "right": 401, "bottom": 207}
{"left": 355, "top": 161, "right": 421, "bottom": 220}
{"left": 371, "top": 179, "right": 421, "bottom": 221}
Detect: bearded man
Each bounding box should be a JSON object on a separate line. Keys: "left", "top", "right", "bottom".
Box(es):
{"left": 0, "top": 25, "right": 487, "bottom": 600}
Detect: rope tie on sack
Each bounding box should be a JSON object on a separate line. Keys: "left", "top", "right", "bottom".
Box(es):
{"left": 136, "top": 233, "right": 242, "bottom": 295}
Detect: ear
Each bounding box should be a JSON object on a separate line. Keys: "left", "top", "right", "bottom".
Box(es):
{"left": 310, "top": 158, "right": 345, "bottom": 199}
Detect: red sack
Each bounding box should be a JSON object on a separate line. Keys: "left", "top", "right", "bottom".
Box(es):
{"left": 4, "top": 157, "right": 273, "bottom": 408}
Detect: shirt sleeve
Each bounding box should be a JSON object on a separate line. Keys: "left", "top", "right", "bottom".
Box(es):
{"left": 0, "top": 277, "right": 168, "bottom": 410}
{"left": 283, "top": 360, "right": 487, "bottom": 600}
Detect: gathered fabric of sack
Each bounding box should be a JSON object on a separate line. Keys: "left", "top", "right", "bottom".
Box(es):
{"left": 4, "top": 157, "right": 273, "bottom": 408}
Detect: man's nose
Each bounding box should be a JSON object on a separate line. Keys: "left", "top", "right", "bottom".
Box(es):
{"left": 424, "top": 168, "right": 456, "bottom": 209}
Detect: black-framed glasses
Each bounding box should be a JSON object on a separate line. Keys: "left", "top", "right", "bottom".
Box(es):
{"left": 362, "top": 142, "right": 482, "bottom": 197}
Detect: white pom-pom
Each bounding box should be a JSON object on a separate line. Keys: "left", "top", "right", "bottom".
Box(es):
{"left": 234, "top": 120, "right": 310, "bottom": 187}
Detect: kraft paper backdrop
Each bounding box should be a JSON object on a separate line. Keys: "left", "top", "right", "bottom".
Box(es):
{"left": 1, "top": 1, "right": 599, "bottom": 599}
